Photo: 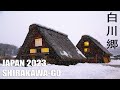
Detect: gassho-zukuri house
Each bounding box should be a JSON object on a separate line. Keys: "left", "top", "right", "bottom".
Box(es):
{"left": 76, "top": 35, "right": 112, "bottom": 63}
{"left": 16, "top": 24, "right": 86, "bottom": 65}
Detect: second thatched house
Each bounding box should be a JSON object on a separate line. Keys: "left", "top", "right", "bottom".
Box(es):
{"left": 16, "top": 24, "right": 86, "bottom": 65}
{"left": 76, "top": 35, "right": 112, "bottom": 63}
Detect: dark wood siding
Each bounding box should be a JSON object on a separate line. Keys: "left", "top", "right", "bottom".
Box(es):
{"left": 76, "top": 35, "right": 111, "bottom": 63}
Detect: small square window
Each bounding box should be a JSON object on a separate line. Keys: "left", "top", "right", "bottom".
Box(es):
{"left": 35, "top": 38, "right": 42, "bottom": 47}
{"left": 41, "top": 48, "right": 49, "bottom": 53}
{"left": 84, "top": 41, "right": 89, "bottom": 46}
{"left": 84, "top": 48, "right": 90, "bottom": 53}
{"left": 30, "top": 49, "right": 37, "bottom": 53}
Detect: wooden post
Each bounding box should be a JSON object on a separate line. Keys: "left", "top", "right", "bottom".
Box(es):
{"left": 95, "top": 54, "right": 97, "bottom": 63}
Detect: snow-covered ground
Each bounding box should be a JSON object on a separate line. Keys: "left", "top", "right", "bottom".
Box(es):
{"left": 0, "top": 60, "right": 120, "bottom": 79}
{"left": 105, "top": 60, "right": 120, "bottom": 65}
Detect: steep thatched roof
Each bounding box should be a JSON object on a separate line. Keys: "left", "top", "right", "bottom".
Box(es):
{"left": 20, "top": 24, "right": 86, "bottom": 60}
{"left": 77, "top": 35, "right": 112, "bottom": 56}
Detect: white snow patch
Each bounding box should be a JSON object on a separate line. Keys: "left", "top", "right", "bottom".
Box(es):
{"left": 60, "top": 51, "right": 72, "bottom": 58}
{"left": 67, "top": 52, "right": 72, "bottom": 58}
{"left": 76, "top": 47, "right": 86, "bottom": 58}
{"left": 12, "top": 55, "right": 17, "bottom": 58}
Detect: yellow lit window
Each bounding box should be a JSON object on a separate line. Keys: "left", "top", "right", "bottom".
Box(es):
{"left": 41, "top": 48, "right": 49, "bottom": 53}
{"left": 30, "top": 49, "right": 37, "bottom": 53}
{"left": 84, "top": 41, "right": 89, "bottom": 46}
{"left": 84, "top": 48, "right": 90, "bottom": 53}
{"left": 35, "top": 38, "right": 42, "bottom": 47}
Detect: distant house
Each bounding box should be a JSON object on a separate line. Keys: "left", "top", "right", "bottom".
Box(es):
{"left": 16, "top": 24, "right": 85, "bottom": 65}
{"left": 114, "top": 55, "right": 120, "bottom": 60}
{"left": 76, "top": 35, "right": 112, "bottom": 63}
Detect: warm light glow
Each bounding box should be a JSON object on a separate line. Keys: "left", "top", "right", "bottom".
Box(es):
{"left": 41, "top": 48, "right": 49, "bottom": 53}
{"left": 35, "top": 38, "right": 42, "bottom": 47}
{"left": 30, "top": 49, "right": 36, "bottom": 53}
{"left": 84, "top": 48, "right": 89, "bottom": 53}
{"left": 84, "top": 41, "right": 89, "bottom": 46}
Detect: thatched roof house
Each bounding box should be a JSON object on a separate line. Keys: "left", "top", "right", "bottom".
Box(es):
{"left": 76, "top": 35, "right": 112, "bottom": 63}
{"left": 16, "top": 24, "right": 85, "bottom": 65}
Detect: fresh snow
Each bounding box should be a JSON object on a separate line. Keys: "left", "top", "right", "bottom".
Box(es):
{"left": 107, "top": 60, "right": 120, "bottom": 65}
{"left": 0, "top": 60, "right": 120, "bottom": 79}
{"left": 76, "top": 47, "right": 86, "bottom": 58}
{"left": 60, "top": 51, "right": 72, "bottom": 58}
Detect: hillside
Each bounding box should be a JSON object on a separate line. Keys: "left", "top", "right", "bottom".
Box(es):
{"left": 0, "top": 43, "right": 18, "bottom": 58}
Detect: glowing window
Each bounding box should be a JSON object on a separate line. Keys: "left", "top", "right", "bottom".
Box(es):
{"left": 84, "top": 41, "right": 89, "bottom": 46}
{"left": 84, "top": 48, "right": 90, "bottom": 53}
{"left": 35, "top": 38, "right": 42, "bottom": 47}
{"left": 41, "top": 48, "right": 49, "bottom": 53}
{"left": 30, "top": 49, "right": 37, "bottom": 53}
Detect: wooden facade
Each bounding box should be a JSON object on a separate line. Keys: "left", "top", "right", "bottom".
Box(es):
{"left": 76, "top": 35, "right": 112, "bottom": 63}
{"left": 16, "top": 24, "right": 85, "bottom": 65}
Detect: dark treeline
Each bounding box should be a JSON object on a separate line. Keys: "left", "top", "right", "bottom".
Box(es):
{"left": 0, "top": 43, "right": 18, "bottom": 59}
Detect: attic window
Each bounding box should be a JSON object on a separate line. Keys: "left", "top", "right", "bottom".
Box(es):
{"left": 41, "top": 48, "right": 49, "bottom": 53}
{"left": 30, "top": 49, "right": 37, "bottom": 53}
{"left": 84, "top": 41, "right": 89, "bottom": 46}
{"left": 84, "top": 48, "right": 90, "bottom": 53}
{"left": 35, "top": 38, "right": 42, "bottom": 47}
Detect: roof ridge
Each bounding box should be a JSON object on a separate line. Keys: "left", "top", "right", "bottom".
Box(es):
{"left": 82, "top": 35, "right": 101, "bottom": 44}
{"left": 30, "top": 23, "right": 68, "bottom": 37}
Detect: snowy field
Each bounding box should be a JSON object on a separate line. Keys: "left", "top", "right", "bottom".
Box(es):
{"left": 0, "top": 60, "right": 120, "bottom": 79}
